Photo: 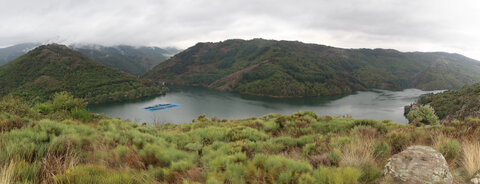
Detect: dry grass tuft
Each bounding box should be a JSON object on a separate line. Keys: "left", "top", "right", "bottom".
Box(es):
{"left": 309, "top": 153, "right": 330, "bottom": 168}
{"left": 461, "top": 140, "right": 480, "bottom": 177}
{"left": 340, "top": 136, "right": 376, "bottom": 168}
{"left": 0, "top": 161, "right": 15, "bottom": 184}
{"left": 40, "top": 143, "right": 79, "bottom": 183}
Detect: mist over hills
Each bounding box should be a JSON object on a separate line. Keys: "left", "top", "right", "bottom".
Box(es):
{"left": 0, "top": 43, "right": 41, "bottom": 66}
{"left": 143, "top": 38, "right": 480, "bottom": 97}
{"left": 0, "top": 43, "right": 181, "bottom": 76}
{"left": 0, "top": 43, "right": 166, "bottom": 103}
{"left": 71, "top": 44, "right": 180, "bottom": 76}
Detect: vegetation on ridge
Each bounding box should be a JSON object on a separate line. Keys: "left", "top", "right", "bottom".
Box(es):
{"left": 0, "top": 44, "right": 167, "bottom": 104}
{"left": 410, "top": 83, "right": 480, "bottom": 121}
{"left": 1, "top": 92, "right": 479, "bottom": 183}
{"left": 72, "top": 45, "right": 180, "bottom": 76}
{"left": 143, "top": 39, "right": 480, "bottom": 97}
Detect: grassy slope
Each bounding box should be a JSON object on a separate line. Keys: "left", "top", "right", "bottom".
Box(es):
{"left": 1, "top": 94, "right": 479, "bottom": 183}
{"left": 143, "top": 39, "right": 480, "bottom": 97}
{"left": 0, "top": 44, "right": 166, "bottom": 104}
{"left": 414, "top": 83, "right": 480, "bottom": 120}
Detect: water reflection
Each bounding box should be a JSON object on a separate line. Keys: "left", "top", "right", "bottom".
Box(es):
{"left": 88, "top": 86, "right": 443, "bottom": 124}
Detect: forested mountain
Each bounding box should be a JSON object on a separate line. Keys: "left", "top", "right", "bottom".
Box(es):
{"left": 143, "top": 39, "right": 480, "bottom": 97}
{"left": 412, "top": 83, "right": 480, "bottom": 121}
{"left": 0, "top": 44, "right": 166, "bottom": 104}
{"left": 0, "top": 43, "right": 40, "bottom": 66}
{"left": 71, "top": 44, "right": 180, "bottom": 76}
{"left": 0, "top": 43, "right": 180, "bottom": 75}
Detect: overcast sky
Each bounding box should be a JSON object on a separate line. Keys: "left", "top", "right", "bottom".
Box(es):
{"left": 1, "top": 0, "right": 479, "bottom": 60}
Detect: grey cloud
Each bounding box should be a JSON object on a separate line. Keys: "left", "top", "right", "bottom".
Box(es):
{"left": 0, "top": 0, "right": 479, "bottom": 60}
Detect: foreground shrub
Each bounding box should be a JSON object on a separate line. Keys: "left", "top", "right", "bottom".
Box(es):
{"left": 0, "top": 119, "right": 95, "bottom": 163}
{"left": 439, "top": 140, "right": 461, "bottom": 163}
{"left": 54, "top": 165, "right": 153, "bottom": 184}
{"left": 226, "top": 126, "right": 268, "bottom": 142}
{"left": 251, "top": 154, "right": 312, "bottom": 183}
{"left": 373, "top": 141, "right": 391, "bottom": 161}
{"left": 461, "top": 141, "right": 480, "bottom": 177}
{"left": 387, "top": 132, "right": 410, "bottom": 153}
{"left": 359, "top": 167, "right": 383, "bottom": 183}
{"left": 313, "top": 166, "right": 361, "bottom": 184}
{"left": 350, "top": 119, "right": 388, "bottom": 134}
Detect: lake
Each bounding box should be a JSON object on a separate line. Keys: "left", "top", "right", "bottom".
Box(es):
{"left": 88, "top": 86, "right": 443, "bottom": 124}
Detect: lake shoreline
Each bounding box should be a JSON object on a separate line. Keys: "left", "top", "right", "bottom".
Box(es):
{"left": 88, "top": 87, "right": 443, "bottom": 124}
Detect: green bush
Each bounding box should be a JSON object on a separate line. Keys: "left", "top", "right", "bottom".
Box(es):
{"left": 70, "top": 107, "right": 92, "bottom": 122}
{"left": 225, "top": 126, "right": 268, "bottom": 142}
{"left": 303, "top": 143, "right": 321, "bottom": 156}
{"left": 359, "top": 167, "right": 383, "bottom": 183}
{"left": 328, "top": 149, "right": 341, "bottom": 166}
{"left": 312, "top": 119, "right": 351, "bottom": 134}
{"left": 139, "top": 143, "right": 195, "bottom": 168}
{"left": 252, "top": 154, "right": 312, "bottom": 183}
{"left": 12, "top": 160, "right": 41, "bottom": 183}
{"left": 52, "top": 92, "right": 85, "bottom": 112}
{"left": 54, "top": 165, "right": 152, "bottom": 184}
{"left": 350, "top": 119, "right": 388, "bottom": 134}
{"left": 113, "top": 145, "right": 130, "bottom": 158}
{"left": 373, "top": 142, "right": 391, "bottom": 160}
{"left": 313, "top": 166, "right": 361, "bottom": 184}
{"left": 387, "top": 132, "right": 410, "bottom": 153}
{"left": 184, "top": 142, "right": 203, "bottom": 152}
{"left": 439, "top": 140, "right": 461, "bottom": 162}
{"left": 407, "top": 105, "right": 439, "bottom": 125}
{"left": 34, "top": 102, "right": 53, "bottom": 115}
{"left": 225, "top": 163, "right": 246, "bottom": 184}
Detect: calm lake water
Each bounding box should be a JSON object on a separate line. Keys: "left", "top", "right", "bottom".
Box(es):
{"left": 88, "top": 87, "right": 443, "bottom": 124}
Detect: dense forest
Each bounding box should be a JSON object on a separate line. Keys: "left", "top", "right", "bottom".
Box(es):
{"left": 0, "top": 93, "right": 479, "bottom": 183}
{"left": 143, "top": 39, "right": 480, "bottom": 97}
{"left": 72, "top": 45, "right": 180, "bottom": 76}
{"left": 0, "top": 44, "right": 167, "bottom": 104}
{"left": 411, "top": 83, "right": 480, "bottom": 121}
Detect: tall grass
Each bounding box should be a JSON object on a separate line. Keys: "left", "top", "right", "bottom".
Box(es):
{"left": 462, "top": 140, "right": 480, "bottom": 177}
{"left": 340, "top": 136, "right": 376, "bottom": 168}
{"left": 0, "top": 161, "right": 15, "bottom": 184}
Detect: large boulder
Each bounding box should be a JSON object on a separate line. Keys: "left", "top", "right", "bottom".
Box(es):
{"left": 384, "top": 145, "right": 453, "bottom": 184}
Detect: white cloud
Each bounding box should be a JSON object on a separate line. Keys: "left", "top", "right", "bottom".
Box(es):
{"left": 1, "top": 0, "right": 479, "bottom": 60}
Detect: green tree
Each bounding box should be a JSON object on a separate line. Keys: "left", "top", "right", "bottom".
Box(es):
{"left": 407, "top": 105, "right": 439, "bottom": 125}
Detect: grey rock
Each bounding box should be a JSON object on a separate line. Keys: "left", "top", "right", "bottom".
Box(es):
{"left": 471, "top": 173, "right": 480, "bottom": 184}
{"left": 384, "top": 145, "right": 453, "bottom": 184}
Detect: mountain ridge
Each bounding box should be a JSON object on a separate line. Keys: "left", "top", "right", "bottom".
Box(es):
{"left": 0, "top": 43, "right": 181, "bottom": 76}
{"left": 143, "top": 38, "right": 480, "bottom": 97}
{"left": 0, "top": 43, "right": 167, "bottom": 103}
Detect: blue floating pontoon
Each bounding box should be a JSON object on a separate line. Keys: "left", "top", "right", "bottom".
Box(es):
{"left": 143, "top": 103, "right": 180, "bottom": 111}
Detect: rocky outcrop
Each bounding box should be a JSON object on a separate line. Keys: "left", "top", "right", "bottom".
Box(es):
{"left": 471, "top": 173, "right": 480, "bottom": 184}
{"left": 384, "top": 145, "right": 453, "bottom": 184}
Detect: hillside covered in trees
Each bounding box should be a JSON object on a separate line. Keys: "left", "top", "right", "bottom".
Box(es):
{"left": 413, "top": 83, "right": 480, "bottom": 121}
{"left": 143, "top": 39, "right": 480, "bottom": 97}
{"left": 0, "top": 44, "right": 167, "bottom": 104}
{"left": 72, "top": 44, "right": 180, "bottom": 76}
